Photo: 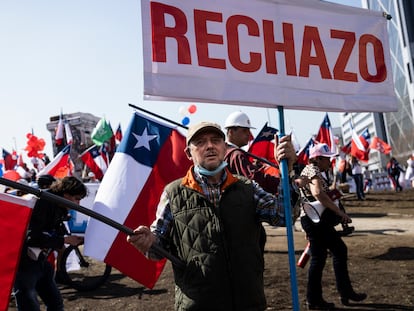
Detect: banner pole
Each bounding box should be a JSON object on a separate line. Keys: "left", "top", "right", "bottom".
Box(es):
{"left": 0, "top": 177, "right": 185, "bottom": 270}
{"left": 277, "top": 106, "right": 300, "bottom": 311}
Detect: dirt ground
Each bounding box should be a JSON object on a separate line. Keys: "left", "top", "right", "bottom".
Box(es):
{"left": 9, "top": 188, "right": 414, "bottom": 311}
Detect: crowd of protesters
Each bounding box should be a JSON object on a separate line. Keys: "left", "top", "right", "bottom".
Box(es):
{"left": 334, "top": 151, "right": 414, "bottom": 193}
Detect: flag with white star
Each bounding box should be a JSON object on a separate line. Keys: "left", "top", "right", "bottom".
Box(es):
{"left": 315, "top": 113, "right": 335, "bottom": 154}
{"left": 351, "top": 125, "right": 371, "bottom": 162}
{"left": 85, "top": 111, "right": 191, "bottom": 289}
{"left": 296, "top": 138, "right": 316, "bottom": 166}
{"left": 37, "top": 144, "right": 73, "bottom": 178}
{"left": 79, "top": 145, "right": 108, "bottom": 180}
{"left": 248, "top": 122, "right": 279, "bottom": 167}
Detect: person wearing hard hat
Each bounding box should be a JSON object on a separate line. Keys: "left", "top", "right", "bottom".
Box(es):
{"left": 224, "top": 110, "right": 297, "bottom": 193}
{"left": 224, "top": 111, "right": 255, "bottom": 149}
{"left": 224, "top": 111, "right": 298, "bottom": 253}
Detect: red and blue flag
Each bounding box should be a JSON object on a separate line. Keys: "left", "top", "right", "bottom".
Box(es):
{"left": 84, "top": 111, "right": 192, "bottom": 288}
{"left": 248, "top": 123, "right": 279, "bottom": 165}
{"left": 296, "top": 138, "right": 316, "bottom": 166}
{"left": 80, "top": 145, "right": 108, "bottom": 180}
{"left": 315, "top": 113, "right": 335, "bottom": 153}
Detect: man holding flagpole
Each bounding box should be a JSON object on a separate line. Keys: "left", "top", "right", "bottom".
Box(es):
{"left": 128, "top": 121, "right": 297, "bottom": 311}
{"left": 224, "top": 111, "right": 284, "bottom": 194}
{"left": 223, "top": 111, "right": 298, "bottom": 252}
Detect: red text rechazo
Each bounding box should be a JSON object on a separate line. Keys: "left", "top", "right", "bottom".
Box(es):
{"left": 150, "top": 2, "right": 387, "bottom": 83}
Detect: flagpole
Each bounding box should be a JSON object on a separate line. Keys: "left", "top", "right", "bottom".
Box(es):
{"left": 128, "top": 103, "right": 280, "bottom": 169}
{"left": 128, "top": 103, "right": 186, "bottom": 129}
{"left": 277, "top": 106, "right": 300, "bottom": 311}
{"left": 0, "top": 177, "right": 186, "bottom": 270}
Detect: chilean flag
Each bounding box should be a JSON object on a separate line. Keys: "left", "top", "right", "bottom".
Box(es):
{"left": 248, "top": 123, "right": 279, "bottom": 176}
{"left": 84, "top": 111, "right": 192, "bottom": 288}
{"left": 248, "top": 123, "right": 279, "bottom": 165}
{"left": 0, "top": 192, "right": 37, "bottom": 311}
{"left": 80, "top": 145, "right": 108, "bottom": 180}
{"left": 1, "top": 148, "right": 17, "bottom": 171}
{"left": 64, "top": 119, "right": 73, "bottom": 145}
{"left": 115, "top": 123, "right": 123, "bottom": 144}
{"left": 351, "top": 125, "right": 371, "bottom": 162}
{"left": 37, "top": 144, "right": 73, "bottom": 178}
{"left": 296, "top": 138, "right": 316, "bottom": 166}
{"left": 369, "top": 136, "right": 392, "bottom": 155}
{"left": 55, "top": 113, "right": 64, "bottom": 149}
{"left": 341, "top": 141, "right": 352, "bottom": 154}
{"left": 315, "top": 113, "right": 335, "bottom": 153}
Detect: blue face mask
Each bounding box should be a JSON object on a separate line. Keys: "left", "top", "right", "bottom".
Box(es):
{"left": 194, "top": 161, "right": 227, "bottom": 177}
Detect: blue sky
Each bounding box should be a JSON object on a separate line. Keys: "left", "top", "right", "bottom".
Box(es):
{"left": 0, "top": 0, "right": 362, "bottom": 162}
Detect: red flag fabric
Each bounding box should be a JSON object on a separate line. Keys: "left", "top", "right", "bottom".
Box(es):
{"left": 296, "top": 138, "right": 316, "bottom": 166}
{"left": 369, "top": 136, "right": 392, "bottom": 154}
{"left": 248, "top": 123, "right": 278, "bottom": 163}
{"left": 1, "top": 148, "right": 17, "bottom": 171}
{"left": 84, "top": 111, "right": 192, "bottom": 288}
{"left": 98, "top": 144, "right": 110, "bottom": 167}
{"left": 2, "top": 170, "right": 21, "bottom": 181}
{"left": 351, "top": 126, "right": 371, "bottom": 162}
{"left": 0, "top": 192, "right": 37, "bottom": 311}
{"left": 315, "top": 113, "right": 335, "bottom": 153}
{"left": 341, "top": 141, "right": 351, "bottom": 154}
{"left": 80, "top": 145, "right": 108, "bottom": 180}
{"left": 248, "top": 123, "right": 279, "bottom": 176}
{"left": 64, "top": 119, "right": 73, "bottom": 145}
{"left": 17, "top": 153, "right": 24, "bottom": 168}
{"left": 38, "top": 145, "right": 73, "bottom": 178}
{"left": 55, "top": 114, "right": 64, "bottom": 147}
{"left": 115, "top": 123, "right": 123, "bottom": 144}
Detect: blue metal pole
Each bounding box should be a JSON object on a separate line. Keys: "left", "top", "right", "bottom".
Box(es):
{"left": 277, "top": 106, "right": 300, "bottom": 311}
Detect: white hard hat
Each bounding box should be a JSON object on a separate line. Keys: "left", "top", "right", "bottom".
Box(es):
{"left": 224, "top": 111, "right": 256, "bottom": 129}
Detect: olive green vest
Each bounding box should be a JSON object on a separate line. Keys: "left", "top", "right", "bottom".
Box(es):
{"left": 165, "top": 177, "right": 266, "bottom": 311}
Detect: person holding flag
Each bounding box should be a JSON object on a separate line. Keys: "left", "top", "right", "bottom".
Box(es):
{"left": 223, "top": 111, "right": 286, "bottom": 194}
{"left": 127, "top": 121, "right": 297, "bottom": 311}
{"left": 13, "top": 176, "right": 86, "bottom": 311}
{"left": 223, "top": 111, "right": 298, "bottom": 252}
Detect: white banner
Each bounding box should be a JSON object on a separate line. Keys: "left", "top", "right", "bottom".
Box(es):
{"left": 141, "top": 0, "right": 397, "bottom": 112}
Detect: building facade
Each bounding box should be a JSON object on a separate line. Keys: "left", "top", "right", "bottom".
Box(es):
{"left": 46, "top": 112, "right": 100, "bottom": 177}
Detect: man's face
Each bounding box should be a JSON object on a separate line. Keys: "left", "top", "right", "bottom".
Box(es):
{"left": 187, "top": 132, "right": 226, "bottom": 170}
{"left": 228, "top": 127, "right": 251, "bottom": 147}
